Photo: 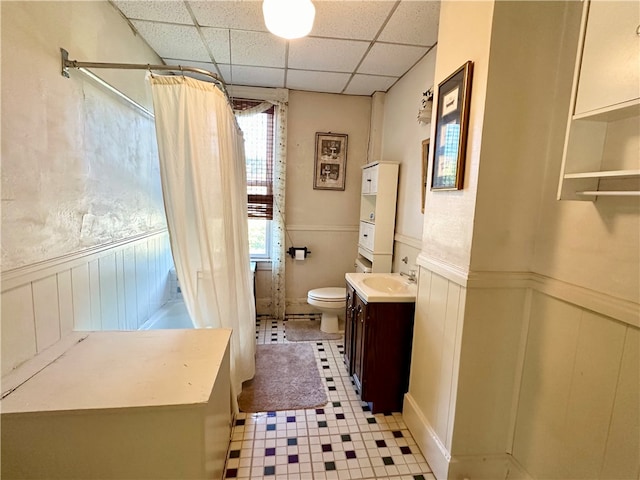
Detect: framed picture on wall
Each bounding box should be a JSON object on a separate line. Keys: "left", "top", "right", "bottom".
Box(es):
{"left": 313, "top": 132, "right": 348, "bottom": 190}
{"left": 421, "top": 139, "right": 430, "bottom": 213}
{"left": 431, "top": 61, "right": 473, "bottom": 191}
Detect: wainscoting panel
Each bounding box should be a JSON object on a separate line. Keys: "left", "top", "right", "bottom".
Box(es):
{"left": 513, "top": 292, "right": 637, "bottom": 479}
{"left": 405, "top": 265, "right": 466, "bottom": 470}
{"left": 1, "top": 230, "right": 173, "bottom": 375}
{"left": 71, "top": 264, "right": 92, "bottom": 332}
{"left": 57, "top": 270, "right": 75, "bottom": 338}
{"left": 1, "top": 284, "right": 37, "bottom": 376}
{"left": 99, "top": 254, "right": 119, "bottom": 331}
{"left": 32, "top": 275, "right": 62, "bottom": 352}
{"left": 409, "top": 253, "right": 639, "bottom": 479}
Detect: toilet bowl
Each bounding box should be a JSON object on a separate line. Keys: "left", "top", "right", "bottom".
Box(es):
{"left": 307, "top": 287, "right": 346, "bottom": 333}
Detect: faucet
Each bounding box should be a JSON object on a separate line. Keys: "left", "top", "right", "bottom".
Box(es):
{"left": 400, "top": 269, "right": 417, "bottom": 283}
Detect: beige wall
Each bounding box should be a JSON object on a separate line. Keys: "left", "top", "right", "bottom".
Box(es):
{"left": 417, "top": 1, "right": 494, "bottom": 271}
{"left": 1, "top": 1, "right": 165, "bottom": 271}
{"left": 283, "top": 90, "right": 371, "bottom": 310}
{"left": 381, "top": 48, "right": 436, "bottom": 243}
{"left": 380, "top": 48, "right": 437, "bottom": 275}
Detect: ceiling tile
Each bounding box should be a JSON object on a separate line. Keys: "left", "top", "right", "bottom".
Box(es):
{"left": 310, "top": 1, "right": 395, "bottom": 40}
{"left": 112, "top": 1, "right": 193, "bottom": 25}
{"left": 288, "top": 38, "right": 369, "bottom": 72}
{"left": 216, "top": 64, "right": 232, "bottom": 84}
{"left": 286, "top": 70, "right": 351, "bottom": 94}
{"left": 378, "top": 1, "right": 440, "bottom": 46}
{"left": 189, "top": 1, "right": 266, "bottom": 31}
{"left": 132, "top": 20, "right": 210, "bottom": 62}
{"left": 230, "top": 31, "right": 286, "bottom": 68}
{"left": 358, "top": 43, "right": 427, "bottom": 77}
{"left": 343, "top": 74, "right": 397, "bottom": 96}
{"left": 230, "top": 66, "right": 285, "bottom": 89}
{"left": 200, "top": 27, "right": 231, "bottom": 64}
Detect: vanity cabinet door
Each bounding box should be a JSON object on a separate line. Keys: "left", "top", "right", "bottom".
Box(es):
{"left": 352, "top": 294, "right": 367, "bottom": 394}
{"left": 344, "top": 284, "right": 356, "bottom": 375}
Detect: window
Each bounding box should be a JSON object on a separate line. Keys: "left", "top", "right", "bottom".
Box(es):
{"left": 235, "top": 100, "right": 275, "bottom": 259}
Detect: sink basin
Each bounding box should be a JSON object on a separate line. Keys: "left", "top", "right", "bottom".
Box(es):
{"left": 345, "top": 272, "right": 416, "bottom": 303}
{"left": 362, "top": 276, "right": 411, "bottom": 294}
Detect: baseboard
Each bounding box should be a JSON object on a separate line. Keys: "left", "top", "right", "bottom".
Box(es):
{"left": 448, "top": 453, "right": 532, "bottom": 480}
{"left": 402, "top": 393, "right": 451, "bottom": 480}
{"left": 403, "top": 394, "right": 533, "bottom": 480}
{"left": 286, "top": 298, "right": 317, "bottom": 315}
{"left": 256, "top": 298, "right": 318, "bottom": 316}
{"left": 255, "top": 299, "right": 271, "bottom": 316}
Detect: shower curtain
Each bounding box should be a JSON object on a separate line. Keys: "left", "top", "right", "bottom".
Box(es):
{"left": 149, "top": 75, "right": 255, "bottom": 409}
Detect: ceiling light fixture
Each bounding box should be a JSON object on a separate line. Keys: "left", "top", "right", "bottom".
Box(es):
{"left": 262, "top": 0, "right": 315, "bottom": 40}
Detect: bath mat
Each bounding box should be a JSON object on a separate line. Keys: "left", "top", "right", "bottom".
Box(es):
{"left": 285, "top": 320, "right": 343, "bottom": 342}
{"left": 237, "top": 344, "right": 327, "bottom": 412}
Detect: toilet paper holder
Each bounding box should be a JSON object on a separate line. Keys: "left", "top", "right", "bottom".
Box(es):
{"left": 287, "top": 246, "right": 311, "bottom": 259}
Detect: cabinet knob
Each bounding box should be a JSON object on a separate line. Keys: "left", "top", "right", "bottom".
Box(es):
{"left": 636, "top": 24, "right": 640, "bottom": 36}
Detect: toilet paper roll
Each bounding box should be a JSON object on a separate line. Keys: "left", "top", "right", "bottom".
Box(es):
{"left": 295, "top": 248, "right": 306, "bottom": 261}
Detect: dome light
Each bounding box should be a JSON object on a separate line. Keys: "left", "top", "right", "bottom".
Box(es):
{"left": 262, "top": 0, "right": 315, "bottom": 40}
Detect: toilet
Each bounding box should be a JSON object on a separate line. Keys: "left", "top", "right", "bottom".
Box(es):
{"left": 307, "top": 258, "right": 371, "bottom": 333}
{"left": 307, "top": 287, "right": 346, "bottom": 333}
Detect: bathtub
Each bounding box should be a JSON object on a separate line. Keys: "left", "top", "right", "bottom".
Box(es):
{"left": 139, "top": 300, "right": 194, "bottom": 330}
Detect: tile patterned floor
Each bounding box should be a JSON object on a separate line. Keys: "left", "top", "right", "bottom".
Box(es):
{"left": 223, "top": 314, "right": 435, "bottom": 480}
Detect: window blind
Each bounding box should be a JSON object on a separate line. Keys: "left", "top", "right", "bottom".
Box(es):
{"left": 234, "top": 99, "right": 274, "bottom": 220}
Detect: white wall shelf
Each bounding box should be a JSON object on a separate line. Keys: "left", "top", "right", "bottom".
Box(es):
{"left": 557, "top": 0, "right": 640, "bottom": 201}
{"left": 357, "top": 162, "right": 399, "bottom": 273}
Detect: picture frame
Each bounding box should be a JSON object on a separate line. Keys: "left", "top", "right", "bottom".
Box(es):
{"left": 313, "top": 132, "right": 348, "bottom": 190}
{"left": 421, "top": 139, "right": 430, "bottom": 213}
{"left": 431, "top": 61, "right": 473, "bottom": 190}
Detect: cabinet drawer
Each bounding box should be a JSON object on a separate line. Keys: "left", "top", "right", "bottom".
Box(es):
{"left": 358, "top": 221, "right": 374, "bottom": 250}
{"left": 361, "top": 164, "right": 379, "bottom": 194}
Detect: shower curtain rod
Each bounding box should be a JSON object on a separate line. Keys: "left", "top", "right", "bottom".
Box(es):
{"left": 60, "top": 48, "right": 231, "bottom": 101}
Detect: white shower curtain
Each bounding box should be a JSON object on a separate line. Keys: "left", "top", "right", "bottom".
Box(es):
{"left": 149, "top": 75, "right": 255, "bottom": 409}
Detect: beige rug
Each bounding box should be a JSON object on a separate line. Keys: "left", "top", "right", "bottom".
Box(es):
{"left": 285, "top": 320, "right": 343, "bottom": 342}
{"left": 237, "top": 344, "right": 327, "bottom": 412}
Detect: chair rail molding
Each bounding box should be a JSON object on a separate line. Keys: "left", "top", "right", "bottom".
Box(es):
{"left": 416, "top": 252, "right": 639, "bottom": 327}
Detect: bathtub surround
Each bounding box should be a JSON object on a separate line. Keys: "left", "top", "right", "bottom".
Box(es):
{"left": 150, "top": 75, "right": 256, "bottom": 409}
{"left": 237, "top": 343, "right": 327, "bottom": 413}
{"left": 1, "top": 230, "right": 173, "bottom": 375}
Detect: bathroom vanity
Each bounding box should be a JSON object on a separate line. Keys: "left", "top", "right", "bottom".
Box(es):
{"left": 344, "top": 273, "right": 416, "bottom": 413}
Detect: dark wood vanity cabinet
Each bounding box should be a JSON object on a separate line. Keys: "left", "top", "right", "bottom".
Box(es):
{"left": 344, "top": 283, "right": 415, "bottom": 413}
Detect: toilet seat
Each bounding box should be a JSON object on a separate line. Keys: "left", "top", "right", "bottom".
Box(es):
{"left": 307, "top": 287, "right": 346, "bottom": 309}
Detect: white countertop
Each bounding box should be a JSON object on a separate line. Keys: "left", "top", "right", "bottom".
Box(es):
{"left": 346, "top": 272, "right": 417, "bottom": 303}
{"left": 2, "top": 329, "right": 231, "bottom": 414}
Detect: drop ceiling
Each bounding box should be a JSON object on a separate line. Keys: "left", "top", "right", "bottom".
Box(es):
{"left": 111, "top": 0, "right": 440, "bottom": 96}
